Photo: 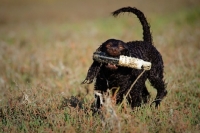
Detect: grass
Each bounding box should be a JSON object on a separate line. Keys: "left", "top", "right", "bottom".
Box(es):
{"left": 0, "top": 1, "right": 200, "bottom": 132}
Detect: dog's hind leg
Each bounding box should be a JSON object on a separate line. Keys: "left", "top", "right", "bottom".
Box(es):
{"left": 149, "top": 69, "right": 167, "bottom": 107}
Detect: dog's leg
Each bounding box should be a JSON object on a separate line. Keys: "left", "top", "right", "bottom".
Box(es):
{"left": 129, "top": 85, "right": 146, "bottom": 108}
{"left": 94, "top": 91, "right": 104, "bottom": 110}
{"left": 142, "top": 86, "right": 150, "bottom": 103}
{"left": 93, "top": 75, "right": 108, "bottom": 110}
{"left": 149, "top": 68, "right": 167, "bottom": 107}
{"left": 116, "top": 76, "right": 148, "bottom": 108}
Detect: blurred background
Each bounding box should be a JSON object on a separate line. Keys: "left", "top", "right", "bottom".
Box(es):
{"left": 0, "top": 0, "right": 199, "bottom": 23}
{"left": 0, "top": 0, "right": 200, "bottom": 132}
{"left": 0, "top": 0, "right": 199, "bottom": 94}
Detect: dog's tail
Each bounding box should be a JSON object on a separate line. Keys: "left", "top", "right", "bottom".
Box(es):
{"left": 112, "top": 7, "right": 152, "bottom": 44}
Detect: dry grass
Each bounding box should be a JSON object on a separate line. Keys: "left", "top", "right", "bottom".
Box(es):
{"left": 0, "top": 0, "right": 200, "bottom": 132}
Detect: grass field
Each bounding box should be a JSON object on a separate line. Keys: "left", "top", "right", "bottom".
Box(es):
{"left": 0, "top": 0, "right": 200, "bottom": 132}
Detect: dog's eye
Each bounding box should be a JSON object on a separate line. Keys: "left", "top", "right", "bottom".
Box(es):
{"left": 119, "top": 45, "right": 124, "bottom": 49}
{"left": 106, "top": 44, "right": 111, "bottom": 48}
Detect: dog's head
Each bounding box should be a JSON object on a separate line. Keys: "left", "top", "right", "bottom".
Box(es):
{"left": 98, "top": 39, "right": 129, "bottom": 70}
{"left": 100, "top": 39, "right": 129, "bottom": 57}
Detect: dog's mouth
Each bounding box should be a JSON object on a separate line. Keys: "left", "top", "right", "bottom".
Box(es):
{"left": 103, "top": 54, "right": 120, "bottom": 70}
{"left": 105, "top": 63, "right": 118, "bottom": 70}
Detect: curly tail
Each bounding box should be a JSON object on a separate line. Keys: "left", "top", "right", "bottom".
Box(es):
{"left": 112, "top": 7, "right": 152, "bottom": 44}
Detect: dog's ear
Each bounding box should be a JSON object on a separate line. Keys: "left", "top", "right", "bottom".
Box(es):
{"left": 97, "top": 42, "right": 108, "bottom": 52}
{"left": 98, "top": 39, "right": 115, "bottom": 52}
{"left": 122, "top": 44, "right": 131, "bottom": 56}
{"left": 82, "top": 61, "right": 101, "bottom": 84}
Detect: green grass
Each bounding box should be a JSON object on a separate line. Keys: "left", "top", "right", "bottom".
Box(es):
{"left": 0, "top": 1, "right": 200, "bottom": 132}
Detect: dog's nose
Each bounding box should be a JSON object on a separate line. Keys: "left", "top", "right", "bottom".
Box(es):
{"left": 107, "top": 47, "right": 120, "bottom": 57}
{"left": 111, "top": 47, "right": 118, "bottom": 53}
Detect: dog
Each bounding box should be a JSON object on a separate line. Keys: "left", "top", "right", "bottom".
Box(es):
{"left": 82, "top": 7, "right": 167, "bottom": 109}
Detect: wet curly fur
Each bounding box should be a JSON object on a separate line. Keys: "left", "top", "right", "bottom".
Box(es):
{"left": 82, "top": 7, "right": 167, "bottom": 109}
